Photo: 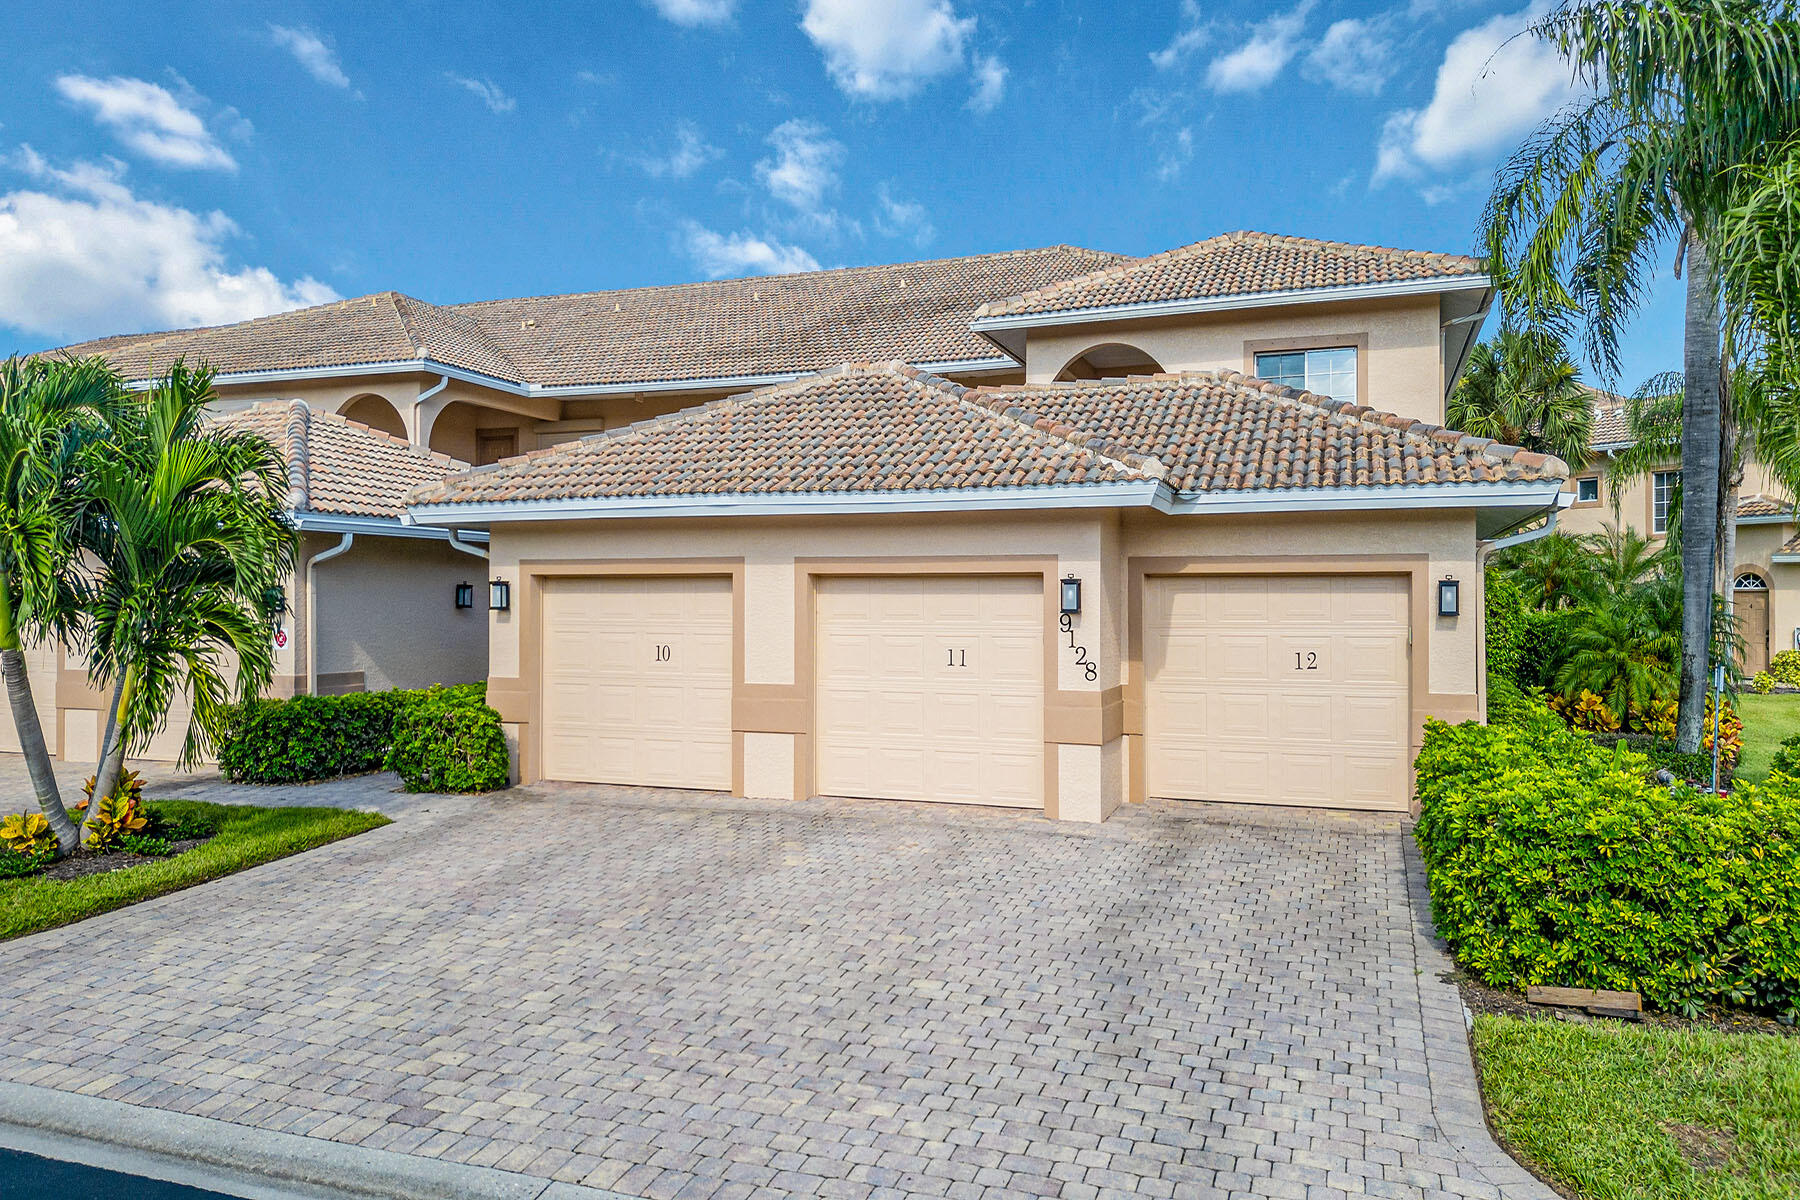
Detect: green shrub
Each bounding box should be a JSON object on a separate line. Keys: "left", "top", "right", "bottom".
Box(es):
{"left": 1772, "top": 734, "right": 1800, "bottom": 780}
{"left": 1486, "top": 674, "right": 1557, "bottom": 728}
{"left": 0, "top": 847, "right": 51, "bottom": 879}
{"left": 117, "top": 834, "right": 174, "bottom": 857}
{"left": 147, "top": 801, "right": 227, "bottom": 841}
{"left": 1416, "top": 717, "right": 1800, "bottom": 1020}
{"left": 384, "top": 686, "right": 509, "bottom": 793}
{"left": 1485, "top": 568, "right": 1528, "bottom": 682}
{"left": 1591, "top": 731, "right": 1734, "bottom": 789}
{"left": 218, "top": 683, "right": 489, "bottom": 785}
{"left": 1770, "top": 650, "right": 1800, "bottom": 688}
{"left": 1515, "top": 607, "right": 1583, "bottom": 691}
{"left": 1754, "top": 670, "right": 1777, "bottom": 694}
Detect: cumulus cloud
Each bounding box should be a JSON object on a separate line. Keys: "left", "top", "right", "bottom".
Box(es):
{"left": 54, "top": 75, "right": 236, "bottom": 171}
{"left": 1205, "top": 2, "right": 1315, "bottom": 94}
{"left": 1374, "top": 4, "right": 1577, "bottom": 182}
{"left": 635, "top": 121, "right": 721, "bottom": 179}
{"left": 646, "top": 0, "right": 735, "bottom": 25}
{"left": 0, "top": 148, "right": 337, "bottom": 342}
{"left": 678, "top": 221, "right": 819, "bottom": 278}
{"left": 755, "top": 119, "right": 845, "bottom": 220}
{"left": 447, "top": 74, "right": 516, "bottom": 113}
{"left": 268, "top": 25, "right": 355, "bottom": 91}
{"left": 1303, "top": 17, "right": 1397, "bottom": 95}
{"left": 800, "top": 0, "right": 998, "bottom": 103}
{"left": 873, "top": 184, "right": 934, "bottom": 246}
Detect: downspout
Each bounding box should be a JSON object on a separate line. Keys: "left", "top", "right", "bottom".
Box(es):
{"left": 410, "top": 375, "right": 450, "bottom": 448}
{"left": 446, "top": 529, "right": 488, "bottom": 561}
{"left": 305, "top": 533, "right": 355, "bottom": 696}
{"left": 1483, "top": 503, "right": 1563, "bottom": 555}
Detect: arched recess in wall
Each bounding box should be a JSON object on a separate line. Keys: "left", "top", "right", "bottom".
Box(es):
{"left": 427, "top": 400, "right": 521, "bottom": 466}
{"left": 1054, "top": 342, "right": 1165, "bottom": 382}
{"left": 337, "top": 393, "right": 408, "bottom": 441}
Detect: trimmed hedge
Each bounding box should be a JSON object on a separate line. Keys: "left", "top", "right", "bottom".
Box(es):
{"left": 1485, "top": 567, "right": 1528, "bottom": 682}
{"left": 385, "top": 687, "right": 509, "bottom": 793}
{"left": 1416, "top": 714, "right": 1800, "bottom": 1020}
{"left": 219, "top": 683, "right": 502, "bottom": 791}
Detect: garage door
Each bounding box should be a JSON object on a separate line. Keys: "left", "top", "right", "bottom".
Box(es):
{"left": 1143, "top": 574, "right": 1411, "bottom": 811}
{"left": 815, "top": 576, "right": 1043, "bottom": 807}
{"left": 540, "top": 576, "right": 733, "bottom": 789}
{"left": 0, "top": 639, "right": 58, "bottom": 755}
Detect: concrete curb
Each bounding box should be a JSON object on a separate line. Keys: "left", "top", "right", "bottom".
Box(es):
{"left": 0, "top": 1081, "right": 639, "bottom": 1200}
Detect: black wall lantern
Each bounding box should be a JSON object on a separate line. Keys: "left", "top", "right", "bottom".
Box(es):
{"left": 1437, "top": 576, "right": 1460, "bottom": 617}
{"left": 489, "top": 578, "right": 511, "bottom": 612}
{"left": 454, "top": 581, "right": 474, "bottom": 610}
{"left": 1060, "top": 575, "right": 1083, "bottom": 616}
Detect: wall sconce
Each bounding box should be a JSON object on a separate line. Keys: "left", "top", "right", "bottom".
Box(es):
{"left": 489, "top": 578, "right": 511, "bottom": 612}
{"left": 1437, "top": 576, "right": 1460, "bottom": 617}
{"left": 1060, "top": 575, "right": 1082, "bottom": 616}
{"left": 454, "top": 582, "right": 474, "bottom": 610}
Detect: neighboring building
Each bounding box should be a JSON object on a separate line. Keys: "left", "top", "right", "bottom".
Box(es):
{"left": 52, "top": 403, "right": 490, "bottom": 763}
{"left": 54, "top": 230, "right": 1545, "bottom": 814}
{"left": 1561, "top": 390, "right": 1797, "bottom": 676}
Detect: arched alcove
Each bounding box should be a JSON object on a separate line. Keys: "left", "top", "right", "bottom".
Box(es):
{"left": 337, "top": 393, "right": 408, "bottom": 441}
{"left": 1054, "top": 342, "right": 1166, "bottom": 382}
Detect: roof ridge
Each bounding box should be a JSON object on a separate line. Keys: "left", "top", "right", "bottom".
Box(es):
{"left": 960, "top": 386, "right": 1165, "bottom": 481}
{"left": 283, "top": 399, "right": 310, "bottom": 510}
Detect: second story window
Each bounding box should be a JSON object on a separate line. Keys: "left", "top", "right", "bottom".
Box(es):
{"left": 1576, "top": 477, "right": 1600, "bottom": 504}
{"left": 1653, "top": 470, "right": 1680, "bottom": 534}
{"left": 1254, "top": 347, "right": 1358, "bottom": 403}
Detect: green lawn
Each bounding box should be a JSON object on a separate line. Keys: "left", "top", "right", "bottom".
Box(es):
{"left": 0, "top": 800, "right": 389, "bottom": 941}
{"left": 1736, "top": 693, "right": 1800, "bottom": 783}
{"left": 1473, "top": 1014, "right": 1800, "bottom": 1200}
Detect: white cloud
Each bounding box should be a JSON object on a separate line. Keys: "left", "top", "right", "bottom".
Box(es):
{"left": 54, "top": 75, "right": 235, "bottom": 171}
{"left": 1303, "top": 17, "right": 1396, "bottom": 95}
{"left": 447, "top": 75, "right": 516, "bottom": 114}
{"left": 1374, "top": 3, "right": 1577, "bottom": 182}
{"left": 677, "top": 221, "right": 819, "bottom": 278}
{"left": 755, "top": 119, "right": 844, "bottom": 217}
{"left": 1155, "top": 127, "right": 1195, "bottom": 181}
{"left": 635, "top": 122, "right": 721, "bottom": 179}
{"left": 1151, "top": 0, "right": 1209, "bottom": 70}
{"left": 968, "top": 55, "right": 1007, "bottom": 113}
{"left": 0, "top": 148, "right": 337, "bottom": 342}
{"left": 873, "top": 184, "right": 934, "bottom": 246}
{"left": 800, "top": 0, "right": 982, "bottom": 100}
{"left": 646, "top": 0, "right": 735, "bottom": 25}
{"left": 1205, "top": 2, "right": 1315, "bottom": 94}
{"left": 268, "top": 25, "right": 354, "bottom": 91}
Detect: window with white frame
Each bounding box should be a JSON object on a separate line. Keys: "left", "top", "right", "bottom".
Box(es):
{"left": 1576, "top": 477, "right": 1600, "bottom": 504}
{"left": 1735, "top": 572, "right": 1768, "bottom": 590}
{"left": 1653, "top": 470, "right": 1680, "bottom": 534}
{"left": 1253, "top": 347, "right": 1358, "bottom": 402}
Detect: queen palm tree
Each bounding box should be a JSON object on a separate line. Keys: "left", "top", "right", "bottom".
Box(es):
{"left": 1481, "top": 0, "right": 1800, "bottom": 751}
{"left": 0, "top": 357, "right": 119, "bottom": 854}
{"left": 81, "top": 361, "right": 295, "bottom": 821}
{"left": 1494, "top": 531, "right": 1597, "bottom": 609}
{"left": 1582, "top": 523, "right": 1664, "bottom": 596}
{"left": 1446, "top": 328, "right": 1594, "bottom": 468}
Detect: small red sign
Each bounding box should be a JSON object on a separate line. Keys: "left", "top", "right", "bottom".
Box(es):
{"left": 274, "top": 629, "right": 288, "bottom": 649}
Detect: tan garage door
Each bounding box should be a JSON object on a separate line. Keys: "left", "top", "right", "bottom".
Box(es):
{"left": 1144, "top": 574, "right": 1411, "bottom": 811}
{"left": 540, "top": 576, "right": 733, "bottom": 789}
{"left": 815, "top": 576, "right": 1043, "bottom": 807}
{"left": 0, "top": 639, "right": 59, "bottom": 755}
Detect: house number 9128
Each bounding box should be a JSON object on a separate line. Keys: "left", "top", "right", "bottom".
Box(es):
{"left": 1060, "top": 613, "right": 1098, "bottom": 682}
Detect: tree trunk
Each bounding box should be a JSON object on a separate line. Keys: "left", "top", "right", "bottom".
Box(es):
{"left": 1677, "top": 234, "right": 1726, "bottom": 753}
{"left": 85, "top": 669, "right": 132, "bottom": 838}
{"left": 0, "top": 574, "right": 78, "bottom": 854}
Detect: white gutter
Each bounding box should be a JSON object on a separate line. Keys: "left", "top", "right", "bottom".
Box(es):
{"left": 290, "top": 512, "right": 488, "bottom": 542}
{"left": 969, "top": 275, "right": 1494, "bottom": 333}
{"left": 304, "top": 533, "right": 355, "bottom": 697}
{"left": 446, "top": 529, "right": 489, "bottom": 560}
{"left": 1150, "top": 480, "right": 1565, "bottom": 516}
{"left": 1485, "top": 507, "right": 1560, "bottom": 553}
{"left": 1737, "top": 512, "right": 1797, "bottom": 526}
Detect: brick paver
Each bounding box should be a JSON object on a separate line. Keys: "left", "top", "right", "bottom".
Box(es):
{"left": 0, "top": 769, "right": 1545, "bottom": 1198}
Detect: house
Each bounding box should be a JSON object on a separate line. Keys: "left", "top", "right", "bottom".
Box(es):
{"left": 53, "top": 230, "right": 1552, "bottom": 815}
{"left": 1560, "top": 391, "right": 1797, "bottom": 675}
{"left": 50, "top": 402, "right": 490, "bottom": 762}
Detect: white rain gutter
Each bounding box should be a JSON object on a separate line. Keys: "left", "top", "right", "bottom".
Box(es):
{"left": 969, "top": 275, "right": 1494, "bottom": 333}
{"left": 289, "top": 513, "right": 488, "bottom": 543}
{"left": 446, "top": 529, "right": 489, "bottom": 560}
{"left": 1149, "top": 480, "right": 1565, "bottom": 517}
{"left": 304, "top": 533, "right": 355, "bottom": 697}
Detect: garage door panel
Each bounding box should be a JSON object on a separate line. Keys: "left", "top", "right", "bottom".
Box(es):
{"left": 1145, "top": 575, "right": 1411, "bottom": 812}
{"left": 815, "top": 576, "right": 1043, "bottom": 808}
{"left": 539, "top": 576, "right": 733, "bottom": 789}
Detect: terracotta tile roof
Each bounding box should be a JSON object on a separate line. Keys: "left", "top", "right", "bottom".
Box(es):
{"left": 976, "top": 372, "right": 1566, "bottom": 492}
{"left": 1584, "top": 386, "right": 1632, "bottom": 447}
{"left": 972, "top": 231, "right": 1484, "bottom": 322}
{"left": 1739, "top": 494, "right": 1792, "bottom": 520}
{"left": 408, "top": 364, "right": 1563, "bottom": 511}
{"left": 1781, "top": 531, "right": 1800, "bottom": 555}
{"left": 56, "top": 246, "right": 1126, "bottom": 389}
{"left": 406, "top": 363, "right": 1155, "bottom": 507}
{"left": 215, "top": 401, "right": 468, "bottom": 520}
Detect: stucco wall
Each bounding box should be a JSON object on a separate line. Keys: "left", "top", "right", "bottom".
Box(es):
{"left": 1020, "top": 295, "right": 1447, "bottom": 424}
{"left": 308, "top": 533, "right": 489, "bottom": 692}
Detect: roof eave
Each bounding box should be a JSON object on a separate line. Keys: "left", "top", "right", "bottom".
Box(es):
{"left": 292, "top": 511, "right": 490, "bottom": 541}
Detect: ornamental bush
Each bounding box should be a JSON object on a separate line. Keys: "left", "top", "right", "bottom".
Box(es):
{"left": 1415, "top": 717, "right": 1800, "bottom": 1020}
{"left": 219, "top": 683, "right": 494, "bottom": 787}
{"left": 1770, "top": 649, "right": 1800, "bottom": 688}
{"left": 384, "top": 685, "right": 509, "bottom": 793}
{"left": 1485, "top": 568, "right": 1528, "bottom": 682}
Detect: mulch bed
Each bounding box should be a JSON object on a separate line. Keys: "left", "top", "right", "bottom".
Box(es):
{"left": 1453, "top": 971, "right": 1795, "bottom": 1037}
{"left": 32, "top": 837, "right": 211, "bottom": 882}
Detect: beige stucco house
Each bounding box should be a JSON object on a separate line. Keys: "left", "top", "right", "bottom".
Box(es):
{"left": 50, "top": 230, "right": 1563, "bottom": 816}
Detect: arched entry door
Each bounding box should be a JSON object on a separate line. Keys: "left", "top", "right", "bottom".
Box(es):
{"left": 1734, "top": 572, "right": 1771, "bottom": 676}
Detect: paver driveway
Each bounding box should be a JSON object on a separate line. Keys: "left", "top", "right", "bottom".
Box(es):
{"left": 0, "top": 778, "right": 1545, "bottom": 1199}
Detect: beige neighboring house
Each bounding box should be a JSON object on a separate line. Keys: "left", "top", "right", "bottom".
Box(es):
{"left": 52, "top": 402, "right": 489, "bottom": 763}
{"left": 1560, "top": 393, "right": 1798, "bottom": 676}
{"left": 53, "top": 229, "right": 1543, "bottom": 815}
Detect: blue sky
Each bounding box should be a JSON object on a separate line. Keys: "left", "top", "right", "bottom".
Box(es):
{"left": 0, "top": 0, "right": 1682, "bottom": 390}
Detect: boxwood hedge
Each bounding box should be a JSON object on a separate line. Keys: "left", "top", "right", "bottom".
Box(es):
{"left": 1416, "top": 709, "right": 1800, "bottom": 1020}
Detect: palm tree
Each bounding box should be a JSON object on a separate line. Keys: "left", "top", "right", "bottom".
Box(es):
{"left": 1555, "top": 595, "right": 1678, "bottom": 722}
{"left": 1481, "top": 0, "right": 1800, "bottom": 752}
{"left": 1714, "top": 138, "right": 1800, "bottom": 393}
{"left": 81, "top": 362, "right": 295, "bottom": 821}
{"left": 1446, "top": 328, "right": 1594, "bottom": 468}
{"left": 0, "top": 357, "right": 119, "bottom": 854}
{"left": 1582, "top": 523, "right": 1664, "bottom": 597}
{"left": 1494, "top": 531, "right": 1597, "bottom": 609}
